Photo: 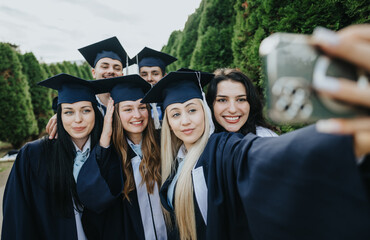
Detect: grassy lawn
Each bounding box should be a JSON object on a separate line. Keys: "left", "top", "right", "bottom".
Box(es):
{"left": 0, "top": 141, "right": 12, "bottom": 158}
{"left": 0, "top": 142, "right": 14, "bottom": 177}
{"left": 0, "top": 141, "right": 11, "bottom": 149}
{"left": 0, "top": 161, "right": 13, "bottom": 173}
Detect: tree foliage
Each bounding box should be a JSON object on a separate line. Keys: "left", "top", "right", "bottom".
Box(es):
{"left": 161, "top": 0, "right": 369, "bottom": 132}
{"left": 231, "top": 0, "right": 369, "bottom": 87}
{"left": 0, "top": 43, "right": 38, "bottom": 148}
{"left": 161, "top": 30, "right": 183, "bottom": 72}
{"left": 176, "top": 8, "right": 203, "bottom": 69}
{"left": 163, "top": 0, "right": 368, "bottom": 81}
{"left": 0, "top": 43, "right": 95, "bottom": 147}
{"left": 190, "top": 0, "right": 236, "bottom": 72}
{"left": 80, "top": 62, "right": 93, "bottom": 79}
{"left": 21, "top": 52, "right": 53, "bottom": 136}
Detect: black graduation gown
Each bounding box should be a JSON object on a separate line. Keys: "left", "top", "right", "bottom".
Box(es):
{"left": 81, "top": 188, "right": 146, "bottom": 240}
{"left": 78, "top": 147, "right": 156, "bottom": 240}
{"left": 160, "top": 125, "right": 370, "bottom": 240}
{"left": 76, "top": 144, "right": 123, "bottom": 214}
{"left": 1, "top": 140, "right": 84, "bottom": 239}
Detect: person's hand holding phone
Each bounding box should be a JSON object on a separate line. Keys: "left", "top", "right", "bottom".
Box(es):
{"left": 312, "top": 24, "right": 370, "bottom": 157}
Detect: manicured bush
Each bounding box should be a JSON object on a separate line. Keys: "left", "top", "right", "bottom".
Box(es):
{"left": 0, "top": 43, "right": 37, "bottom": 148}
{"left": 21, "top": 52, "right": 53, "bottom": 136}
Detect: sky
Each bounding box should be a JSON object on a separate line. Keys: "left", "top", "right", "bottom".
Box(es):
{"left": 0, "top": 0, "right": 201, "bottom": 65}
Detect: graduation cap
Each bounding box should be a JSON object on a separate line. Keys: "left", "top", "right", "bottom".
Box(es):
{"left": 129, "top": 47, "right": 177, "bottom": 74}
{"left": 175, "top": 68, "right": 216, "bottom": 87}
{"left": 141, "top": 71, "right": 214, "bottom": 110}
{"left": 90, "top": 74, "right": 151, "bottom": 103}
{"left": 78, "top": 36, "right": 129, "bottom": 68}
{"left": 37, "top": 73, "right": 99, "bottom": 105}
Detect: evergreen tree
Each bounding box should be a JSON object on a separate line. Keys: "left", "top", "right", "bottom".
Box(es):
{"left": 42, "top": 63, "right": 58, "bottom": 98}
{"left": 341, "top": 0, "right": 369, "bottom": 24}
{"left": 80, "top": 61, "right": 93, "bottom": 79}
{"left": 176, "top": 2, "right": 205, "bottom": 69}
{"left": 161, "top": 2, "right": 205, "bottom": 71}
{"left": 49, "top": 63, "right": 63, "bottom": 75}
{"left": 161, "top": 30, "right": 183, "bottom": 72}
{"left": 190, "top": 0, "right": 236, "bottom": 72}
{"left": 56, "top": 62, "right": 68, "bottom": 73}
{"left": 72, "top": 62, "right": 83, "bottom": 78}
{"left": 232, "top": 0, "right": 369, "bottom": 88}
{"left": 161, "top": 0, "right": 368, "bottom": 133}
{"left": 41, "top": 63, "right": 53, "bottom": 78}
{"left": 62, "top": 61, "right": 78, "bottom": 76}
{"left": 0, "top": 43, "right": 37, "bottom": 148}
{"left": 21, "top": 52, "right": 53, "bottom": 136}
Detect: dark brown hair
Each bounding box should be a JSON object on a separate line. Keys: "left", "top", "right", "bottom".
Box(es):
{"left": 206, "top": 68, "right": 277, "bottom": 135}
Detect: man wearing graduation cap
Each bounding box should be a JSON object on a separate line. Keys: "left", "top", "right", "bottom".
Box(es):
{"left": 129, "top": 47, "right": 177, "bottom": 85}
{"left": 78, "top": 36, "right": 129, "bottom": 112}
{"left": 46, "top": 37, "right": 129, "bottom": 138}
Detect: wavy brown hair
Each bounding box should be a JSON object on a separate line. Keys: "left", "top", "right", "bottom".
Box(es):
{"left": 112, "top": 102, "right": 161, "bottom": 201}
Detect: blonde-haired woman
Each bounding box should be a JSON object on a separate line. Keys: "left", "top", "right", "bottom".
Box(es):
{"left": 142, "top": 71, "right": 370, "bottom": 240}
{"left": 79, "top": 75, "right": 166, "bottom": 240}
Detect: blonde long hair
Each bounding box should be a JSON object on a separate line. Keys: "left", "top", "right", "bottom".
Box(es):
{"left": 161, "top": 99, "right": 211, "bottom": 240}
{"left": 113, "top": 103, "right": 161, "bottom": 201}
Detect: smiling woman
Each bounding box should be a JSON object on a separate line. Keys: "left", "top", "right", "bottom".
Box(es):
{"left": 1, "top": 73, "right": 114, "bottom": 240}
{"left": 167, "top": 99, "right": 205, "bottom": 150}
{"left": 206, "top": 68, "right": 278, "bottom": 137}
{"left": 77, "top": 75, "right": 166, "bottom": 240}
{"left": 213, "top": 80, "right": 250, "bottom": 132}
{"left": 117, "top": 99, "right": 149, "bottom": 143}
{"left": 61, "top": 101, "right": 96, "bottom": 149}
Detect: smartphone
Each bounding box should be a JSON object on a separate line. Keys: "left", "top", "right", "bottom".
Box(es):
{"left": 259, "top": 32, "right": 368, "bottom": 124}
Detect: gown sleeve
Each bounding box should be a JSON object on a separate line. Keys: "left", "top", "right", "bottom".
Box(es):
{"left": 206, "top": 125, "right": 370, "bottom": 240}
{"left": 359, "top": 155, "right": 370, "bottom": 198}
{"left": 76, "top": 145, "right": 123, "bottom": 213}
{"left": 2, "top": 143, "right": 39, "bottom": 239}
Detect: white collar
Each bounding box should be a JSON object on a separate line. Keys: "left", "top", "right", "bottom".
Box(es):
{"left": 127, "top": 138, "right": 143, "bottom": 158}
{"left": 176, "top": 144, "right": 187, "bottom": 160}
{"left": 72, "top": 136, "right": 91, "bottom": 153}
{"left": 95, "top": 95, "right": 105, "bottom": 107}
{"left": 126, "top": 137, "right": 142, "bottom": 147}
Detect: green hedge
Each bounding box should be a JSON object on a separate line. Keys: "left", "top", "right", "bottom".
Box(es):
{"left": 0, "top": 43, "right": 38, "bottom": 148}
{"left": 20, "top": 52, "right": 53, "bottom": 136}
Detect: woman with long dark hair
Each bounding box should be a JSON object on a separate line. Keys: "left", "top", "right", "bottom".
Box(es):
{"left": 79, "top": 75, "right": 166, "bottom": 240}
{"left": 2, "top": 74, "right": 108, "bottom": 239}
{"left": 206, "top": 68, "right": 277, "bottom": 136}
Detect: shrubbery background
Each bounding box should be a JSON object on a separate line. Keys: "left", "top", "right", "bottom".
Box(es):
{"left": 1, "top": 0, "right": 368, "bottom": 147}
{"left": 0, "top": 43, "right": 92, "bottom": 148}
{"left": 161, "top": 0, "right": 368, "bottom": 133}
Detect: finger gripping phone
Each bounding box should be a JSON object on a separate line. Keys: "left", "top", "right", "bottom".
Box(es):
{"left": 259, "top": 32, "right": 368, "bottom": 124}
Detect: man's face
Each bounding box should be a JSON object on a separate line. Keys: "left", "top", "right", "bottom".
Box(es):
{"left": 139, "top": 66, "right": 163, "bottom": 85}
{"left": 92, "top": 57, "right": 123, "bottom": 80}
